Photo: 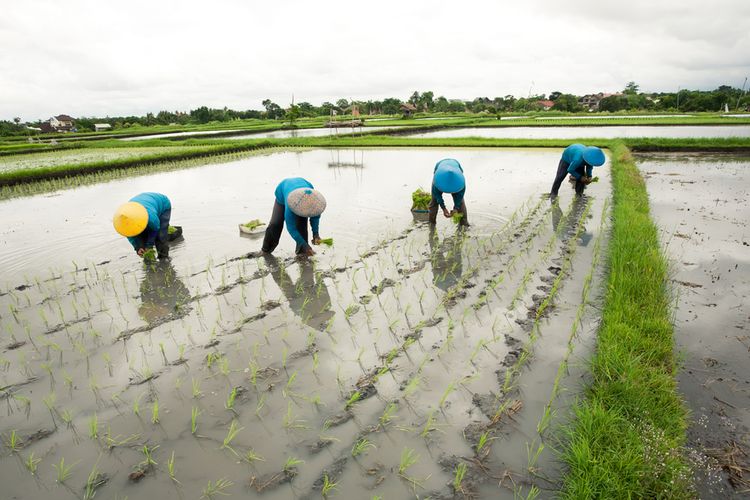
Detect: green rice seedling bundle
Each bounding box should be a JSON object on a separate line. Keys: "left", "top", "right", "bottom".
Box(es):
{"left": 411, "top": 188, "right": 431, "bottom": 210}
{"left": 240, "top": 219, "right": 265, "bottom": 230}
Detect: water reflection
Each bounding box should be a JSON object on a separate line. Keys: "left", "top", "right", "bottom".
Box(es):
{"left": 428, "top": 226, "right": 465, "bottom": 291}
{"left": 138, "top": 261, "right": 191, "bottom": 325}
{"left": 551, "top": 196, "right": 592, "bottom": 246}
{"left": 264, "top": 256, "right": 335, "bottom": 330}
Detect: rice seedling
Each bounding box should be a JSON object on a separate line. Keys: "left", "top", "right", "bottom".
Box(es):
{"left": 201, "top": 477, "right": 233, "bottom": 499}
{"left": 83, "top": 462, "right": 104, "bottom": 500}
{"left": 221, "top": 420, "right": 243, "bottom": 455}
{"left": 351, "top": 438, "right": 376, "bottom": 457}
{"left": 526, "top": 440, "right": 544, "bottom": 473}
{"left": 345, "top": 390, "right": 361, "bottom": 410}
{"left": 255, "top": 393, "right": 266, "bottom": 417}
{"left": 283, "top": 371, "right": 297, "bottom": 398}
{"left": 24, "top": 452, "right": 42, "bottom": 475}
{"left": 439, "top": 381, "right": 457, "bottom": 408}
{"left": 321, "top": 473, "right": 338, "bottom": 497}
{"left": 3, "top": 429, "right": 20, "bottom": 453}
{"left": 244, "top": 448, "right": 265, "bottom": 464}
{"left": 167, "top": 451, "right": 180, "bottom": 484}
{"left": 52, "top": 456, "right": 77, "bottom": 483}
{"left": 191, "top": 406, "right": 201, "bottom": 435}
{"left": 14, "top": 394, "right": 31, "bottom": 418}
{"left": 191, "top": 377, "right": 203, "bottom": 398}
{"left": 88, "top": 413, "right": 98, "bottom": 439}
{"left": 283, "top": 456, "right": 304, "bottom": 472}
{"left": 476, "top": 430, "right": 494, "bottom": 455}
{"left": 398, "top": 447, "right": 419, "bottom": 476}
{"left": 151, "top": 399, "right": 160, "bottom": 424}
{"left": 139, "top": 444, "right": 159, "bottom": 469}
{"left": 420, "top": 411, "right": 442, "bottom": 438}
{"left": 42, "top": 392, "right": 57, "bottom": 428}
{"left": 225, "top": 387, "right": 238, "bottom": 411}
{"left": 453, "top": 462, "right": 468, "bottom": 493}
{"left": 282, "top": 402, "right": 308, "bottom": 429}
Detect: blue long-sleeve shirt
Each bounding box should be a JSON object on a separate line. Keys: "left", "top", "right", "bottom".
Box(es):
{"left": 126, "top": 192, "right": 171, "bottom": 249}
{"left": 274, "top": 178, "right": 321, "bottom": 248}
{"left": 431, "top": 162, "right": 465, "bottom": 210}
{"left": 561, "top": 144, "right": 593, "bottom": 179}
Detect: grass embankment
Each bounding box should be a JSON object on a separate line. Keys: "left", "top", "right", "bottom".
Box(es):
{"left": 559, "top": 142, "right": 691, "bottom": 498}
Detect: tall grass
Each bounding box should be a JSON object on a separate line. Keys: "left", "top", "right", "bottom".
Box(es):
{"left": 559, "top": 143, "right": 691, "bottom": 498}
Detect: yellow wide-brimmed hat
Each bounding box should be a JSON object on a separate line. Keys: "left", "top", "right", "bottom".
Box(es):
{"left": 113, "top": 202, "right": 148, "bottom": 236}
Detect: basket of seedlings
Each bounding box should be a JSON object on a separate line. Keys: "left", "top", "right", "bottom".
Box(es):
{"left": 411, "top": 188, "right": 431, "bottom": 222}
{"left": 239, "top": 219, "right": 266, "bottom": 236}
{"left": 167, "top": 225, "right": 183, "bottom": 241}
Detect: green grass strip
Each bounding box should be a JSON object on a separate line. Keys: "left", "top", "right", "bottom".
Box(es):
{"left": 559, "top": 142, "right": 692, "bottom": 498}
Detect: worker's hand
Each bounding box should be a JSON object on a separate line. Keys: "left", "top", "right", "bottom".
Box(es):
{"left": 442, "top": 207, "right": 451, "bottom": 218}
{"left": 303, "top": 245, "right": 316, "bottom": 256}
{"left": 312, "top": 236, "right": 322, "bottom": 245}
{"left": 137, "top": 248, "right": 146, "bottom": 257}
{"left": 582, "top": 176, "right": 592, "bottom": 185}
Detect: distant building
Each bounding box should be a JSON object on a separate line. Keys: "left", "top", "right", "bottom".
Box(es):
{"left": 537, "top": 100, "right": 555, "bottom": 111}
{"left": 579, "top": 93, "right": 620, "bottom": 112}
{"left": 94, "top": 123, "right": 112, "bottom": 132}
{"left": 40, "top": 114, "right": 76, "bottom": 133}
{"left": 400, "top": 103, "right": 417, "bottom": 118}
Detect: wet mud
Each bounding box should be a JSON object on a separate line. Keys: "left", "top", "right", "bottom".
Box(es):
{"left": 639, "top": 151, "right": 750, "bottom": 497}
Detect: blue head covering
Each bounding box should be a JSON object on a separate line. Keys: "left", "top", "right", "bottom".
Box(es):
{"left": 433, "top": 158, "right": 465, "bottom": 193}
{"left": 583, "top": 146, "right": 605, "bottom": 167}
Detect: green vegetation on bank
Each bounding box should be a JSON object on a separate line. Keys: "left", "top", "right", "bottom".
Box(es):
{"left": 560, "top": 142, "right": 691, "bottom": 498}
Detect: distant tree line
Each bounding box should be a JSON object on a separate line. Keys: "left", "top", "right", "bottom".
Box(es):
{"left": 2, "top": 84, "right": 748, "bottom": 135}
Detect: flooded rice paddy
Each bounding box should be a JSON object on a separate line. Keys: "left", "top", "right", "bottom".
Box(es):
{"left": 639, "top": 152, "right": 750, "bottom": 497}
{"left": 0, "top": 148, "right": 610, "bottom": 499}
{"left": 409, "top": 125, "right": 750, "bottom": 139}
{"left": 217, "top": 127, "right": 395, "bottom": 140}
{"left": 0, "top": 147, "right": 188, "bottom": 174}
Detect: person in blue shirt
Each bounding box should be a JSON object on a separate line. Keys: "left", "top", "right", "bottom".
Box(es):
{"left": 550, "top": 144, "right": 605, "bottom": 197}
{"left": 113, "top": 192, "right": 172, "bottom": 259}
{"left": 261, "top": 178, "right": 327, "bottom": 256}
{"left": 429, "top": 158, "right": 469, "bottom": 226}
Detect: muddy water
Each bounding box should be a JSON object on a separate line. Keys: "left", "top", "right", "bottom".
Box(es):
{"left": 639, "top": 152, "right": 750, "bottom": 497}
{"left": 409, "top": 125, "right": 750, "bottom": 139}
{"left": 0, "top": 148, "right": 610, "bottom": 499}
{"left": 219, "top": 126, "right": 395, "bottom": 140}
{"left": 119, "top": 129, "right": 236, "bottom": 141}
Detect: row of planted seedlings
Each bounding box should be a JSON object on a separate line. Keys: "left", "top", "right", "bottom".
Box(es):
{"left": 0, "top": 217, "right": 474, "bottom": 497}
{"left": 349, "top": 192, "right": 608, "bottom": 498}
{"left": 480, "top": 193, "right": 610, "bottom": 498}
{"left": 522, "top": 197, "right": 611, "bottom": 495}
{"left": 289, "top": 195, "right": 581, "bottom": 498}
{"left": 0, "top": 189, "right": 603, "bottom": 498}
{"left": 0, "top": 224, "right": 337, "bottom": 498}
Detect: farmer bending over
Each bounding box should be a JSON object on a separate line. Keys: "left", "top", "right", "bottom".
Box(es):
{"left": 429, "top": 158, "right": 468, "bottom": 226}
{"left": 262, "top": 177, "right": 327, "bottom": 257}
{"left": 113, "top": 192, "right": 172, "bottom": 260}
{"left": 550, "top": 144, "right": 605, "bottom": 197}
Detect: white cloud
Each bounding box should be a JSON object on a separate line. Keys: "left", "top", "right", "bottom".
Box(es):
{"left": 1, "top": 0, "right": 748, "bottom": 120}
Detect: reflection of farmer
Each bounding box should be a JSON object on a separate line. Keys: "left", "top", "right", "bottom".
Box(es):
{"left": 551, "top": 196, "right": 592, "bottom": 246}
{"left": 265, "top": 256, "right": 334, "bottom": 331}
{"left": 138, "top": 260, "right": 191, "bottom": 325}
{"left": 113, "top": 192, "right": 172, "bottom": 260}
{"left": 261, "top": 178, "right": 327, "bottom": 257}
{"left": 429, "top": 159, "right": 469, "bottom": 227}
{"left": 428, "top": 226, "right": 465, "bottom": 291}
{"left": 550, "top": 144, "right": 605, "bottom": 197}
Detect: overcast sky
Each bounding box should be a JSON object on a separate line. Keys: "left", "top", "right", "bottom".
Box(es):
{"left": 2, "top": 0, "right": 749, "bottom": 120}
